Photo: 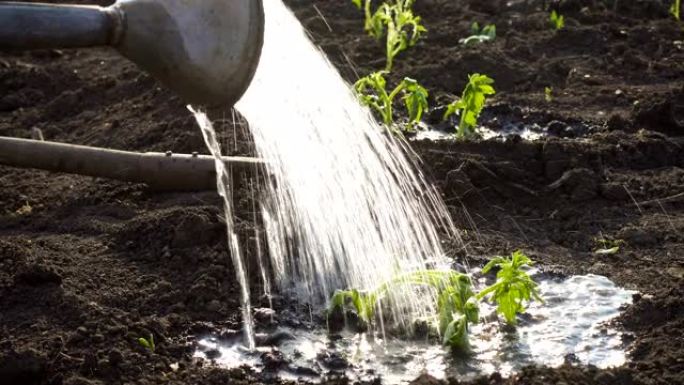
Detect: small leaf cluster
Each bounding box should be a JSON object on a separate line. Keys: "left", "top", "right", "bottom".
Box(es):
{"left": 354, "top": 71, "right": 428, "bottom": 132}
{"left": 476, "top": 251, "right": 542, "bottom": 325}
{"left": 443, "top": 74, "right": 496, "bottom": 139}
{"left": 459, "top": 22, "right": 496, "bottom": 45}
{"left": 550, "top": 10, "right": 565, "bottom": 30}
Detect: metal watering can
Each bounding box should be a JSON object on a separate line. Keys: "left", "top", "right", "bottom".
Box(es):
{"left": 0, "top": 0, "right": 265, "bottom": 106}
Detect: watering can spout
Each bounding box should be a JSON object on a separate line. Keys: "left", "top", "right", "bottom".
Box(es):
{"left": 0, "top": 0, "right": 264, "bottom": 107}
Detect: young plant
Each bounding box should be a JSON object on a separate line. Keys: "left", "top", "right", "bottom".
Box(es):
{"left": 550, "top": 10, "right": 565, "bottom": 30}
{"left": 672, "top": 0, "right": 681, "bottom": 21}
{"left": 138, "top": 334, "right": 155, "bottom": 353}
{"left": 459, "top": 22, "right": 496, "bottom": 45}
{"left": 476, "top": 251, "right": 542, "bottom": 325}
{"left": 328, "top": 270, "right": 480, "bottom": 350}
{"left": 544, "top": 86, "right": 553, "bottom": 102}
{"left": 362, "top": 0, "right": 427, "bottom": 71}
{"left": 354, "top": 71, "right": 428, "bottom": 132}
{"left": 443, "top": 73, "right": 496, "bottom": 139}
{"left": 593, "top": 236, "right": 624, "bottom": 255}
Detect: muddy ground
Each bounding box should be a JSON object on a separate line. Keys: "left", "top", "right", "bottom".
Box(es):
{"left": 1, "top": 0, "right": 683, "bottom": 384}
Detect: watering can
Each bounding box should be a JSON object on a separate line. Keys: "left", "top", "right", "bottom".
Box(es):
{"left": 0, "top": 0, "right": 265, "bottom": 106}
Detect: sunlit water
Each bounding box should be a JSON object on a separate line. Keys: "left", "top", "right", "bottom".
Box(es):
{"left": 414, "top": 125, "right": 544, "bottom": 141}
{"left": 190, "top": 0, "right": 464, "bottom": 345}
{"left": 195, "top": 274, "right": 636, "bottom": 384}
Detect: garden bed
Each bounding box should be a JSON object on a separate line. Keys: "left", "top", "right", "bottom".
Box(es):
{"left": 1, "top": 0, "right": 682, "bottom": 384}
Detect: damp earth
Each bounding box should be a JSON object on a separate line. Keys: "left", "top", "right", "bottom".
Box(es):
{"left": 1, "top": 1, "right": 683, "bottom": 385}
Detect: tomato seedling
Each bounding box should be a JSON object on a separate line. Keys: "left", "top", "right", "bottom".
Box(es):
{"left": 353, "top": 0, "right": 427, "bottom": 71}
{"left": 476, "top": 251, "right": 543, "bottom": 325}
{"left": 329, "top": 270, "right": 480, "bottom": 350}
{"left": 354, "top": 71, "right": 428, "bottom": 133}
{"left": 443, "top": 73, "right": 496, "bottom": 139}
{"left": 328, "top": 251, "right": 542, "bottom": 350}
{"left": 459, "top": 22, "right": 496, "bottom": 45}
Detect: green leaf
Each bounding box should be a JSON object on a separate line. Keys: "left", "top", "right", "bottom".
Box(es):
{"left": 138, "top": 334, "right": 155, "bottom": 352}
{"left": 671, "top": 0, "right": 681, "bottom": 21}
{"left": 400, "top": 78, "right": 429, "bottom": 128}
{"left": 443, "top": 314, "right": 468, "bottom": 348}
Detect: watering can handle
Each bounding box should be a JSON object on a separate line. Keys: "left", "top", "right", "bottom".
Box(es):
{"left": 0, "top": 2, "right": 122, "bottom": 49}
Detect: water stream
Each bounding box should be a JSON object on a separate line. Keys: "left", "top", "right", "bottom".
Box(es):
{"left": 192, "top": 0, "right": 463, "bottom": 345}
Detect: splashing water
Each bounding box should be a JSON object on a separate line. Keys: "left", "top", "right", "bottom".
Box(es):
{"left": 192, "top": 0, "right": 461, "bottom": 345}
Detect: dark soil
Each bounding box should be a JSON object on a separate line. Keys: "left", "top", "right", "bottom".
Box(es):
{"left": 1, "top": 0, "right": 683, "bottom": 384}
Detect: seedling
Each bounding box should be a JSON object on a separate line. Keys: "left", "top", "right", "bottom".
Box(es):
{"left": 544, "top": 87, "right": 553, "bottom": 102}
{"left": 476, "top": 251, "right": 542, "bottom": 325}
{"left": 443, "top": 73, "right": 496, "bottom": 139}
{"left": 353, "top": 0, "right": 426, "bottom": 71}
{"left": 15, "top": 201, "right": 32, "bottom": 216}
{"left": 459, "top": 22, "right": 496, "bottom": 45}
{"left": 550, "top": 10, "right": 565, "bottom": 30}
{"left": 329, "top": 270, "right": 479, "bottom": 349}
{"left": 593, "top": 236, "right": 624, "bottom": 255}
{"left": 354, "top": 71, "right": 428, "bottom": 132}
{"left": 672, "top": 0, "right": 681, "bottom": 21}
{"left": 138, "top": 334, "right": 155, "bottom": 353}
{"left": 328, "top": 252, "right": 542, "bottom": 349}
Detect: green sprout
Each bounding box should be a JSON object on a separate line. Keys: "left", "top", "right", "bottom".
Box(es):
{"left": 544, "top": 86, "right": 553, "bottom": 102}
{"left": 459, "top": 22, "right": 496, "bottom": 45}
{"left": 443, "top": 73, "right": 496, "bottom": 139}
{"left": 476, "top": 251, "right": 543, "bottom": 325}
{"left": 353, "top": 0, "right": 426, "bottom": 71}
{"left": 672, "top": 0, "right": 681, "bottom": 21}
{"left": 137, "top": 334, "right": 155, "bottom": 353}
{"left": 354, "top": 71, "right": 428, "bottom": 132}
{"left": 329, "top": 270, "right": 480, "bottom": 350}
{"left": 550, "top": 10, "right": 565, "bottom": 30}
{"left": 593, "top": 236, "right": 624, "bottom": 255}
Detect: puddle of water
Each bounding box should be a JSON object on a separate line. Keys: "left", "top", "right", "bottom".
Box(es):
{"left": 413, "top": 125, "right": 544, "bottom": 142}
{"left": 194, "top": 274, "right": 635, "bottom": 384}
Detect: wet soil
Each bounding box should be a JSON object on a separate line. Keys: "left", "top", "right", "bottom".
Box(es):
{"left": 1, "top": 0, "right": 682, "bottom": 384}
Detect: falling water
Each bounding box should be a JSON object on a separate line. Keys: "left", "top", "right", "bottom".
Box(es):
{"left": 192, "top": 0, "right": 461, "bottom": 345}
{"left": 191, "top": 107, "right": 256, "bottom": 350}
{"left": 237, "top": 0, "right": 459, "bottom": 320}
